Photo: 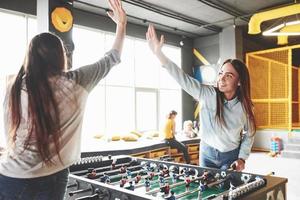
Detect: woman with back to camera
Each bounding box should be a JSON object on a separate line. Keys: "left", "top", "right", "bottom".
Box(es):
{"left": 146, "top": 24, "right": 256, "bottom": 172}
{"left": 0, "top": 0, "right": 126, "bottom": 199}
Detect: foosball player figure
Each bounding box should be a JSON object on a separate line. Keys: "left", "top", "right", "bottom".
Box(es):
{"left": 148, "top": 169, "right": 155, "bottom": 180}
{"left": 165, "top": 190, "right": 176, "bottom": 200}
{"left": 120, "top": 164, "right": 127, "bottom": 174}
{"left": 180, "top": 167, "right": 187, "bottom": 176}
{"left": 162, "top": 166, "right": 169, "bottom": 177}
{"left": 144, "top": 162, "right": 151, "bottom": 171}
{"left": 184, "top": 175, "right": 191, "bottom": 191}
{"left": 199, "top": 181, "right": 207, "bottom": 192}
{"left": 87, "top": 169, "right": 97, "bottom": 179}
{"left": 105, "top": 177, "right": 111, "bottom": 184}
{"left": 171, "top": 171, "right": 178, "bottom": 183}
{"left": 111, "top": 158, "right": 117, "bottom": 170}
{"left": 184, "top": 168, "right": 190, "bottom": 177}
{"left": 120, "top": 175, "right": 128, "bottom": 188}
{"left": 124, "top": 181, "right": 134, "bottom": 191}
{"left": 159, "top": 173, "right": 166, "bottom": 187}
{"left": 144, "top": 177, "right": 151, "bottom": 192}
{"left": 135, "top": 172, "right": 142, "bottom": 184}
{"left": 100, "top": 172, "right": 110, "bottom": 183}
{"left": 126, "top": 169, "right": 132, "bottom": 178}
{"left": 188, "top": 168, "right": 196, "bottom": 177}
{"left": 161, "top": 182, "right": 170, "bottom": 195}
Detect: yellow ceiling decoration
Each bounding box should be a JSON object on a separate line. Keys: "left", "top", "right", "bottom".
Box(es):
{"left": 51, "top": 7, "right": 73, "bottom": 32}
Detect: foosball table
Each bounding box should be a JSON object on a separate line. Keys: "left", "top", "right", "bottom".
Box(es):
{"left": 65, "top": 155, "right": 287, "bottom": 200}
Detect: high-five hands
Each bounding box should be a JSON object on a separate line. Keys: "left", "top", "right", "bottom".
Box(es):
{"left": 146, "top": 24, "right": 165, "bottom": 55}
{"left": 107, "top": 0, "right": 127, "bottom": 26}
{"left": 146, "top": 24, "right": 168, "bottom": 65}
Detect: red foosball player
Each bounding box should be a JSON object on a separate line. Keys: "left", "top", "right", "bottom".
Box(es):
{"left": 148, "top": 171, "right": 155, "bottom": 180}
{"left": 111, "top": 159, "right": 117, "bottom": 170}
{"left": 87, "top": 169, "right": 97, "bottom": 179}
{"left": 120, "top": 175, "right": 128, "bottom": 187}
{"left": 120, "top": 164, "right": 127, "bottom": 174}
{"left": 135, "top": 172, "right": 142, "bottom": 184}
{"left": 161, "top": 182, "right": 170, "bottom": 195}
{"left": 185, "top": 175, "right": 191, "bottom": 191}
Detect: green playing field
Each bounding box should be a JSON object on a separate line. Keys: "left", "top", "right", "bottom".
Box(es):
{"left": 109, "top": 172, "right": 226, "bottom": 199}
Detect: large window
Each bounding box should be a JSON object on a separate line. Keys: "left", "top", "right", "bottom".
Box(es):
{"left": 0, "top": 10, "right": 37, "bottom": 147}
{"left": 0, "top": 10, "right": 182, "bottom": 149}
{"left": 72, "top": 25, "right": 182, "bottom": 140}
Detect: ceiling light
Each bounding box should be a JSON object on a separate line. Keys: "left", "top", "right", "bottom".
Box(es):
{"left": 263, "top": 20, "right": 300, "bottom": 36}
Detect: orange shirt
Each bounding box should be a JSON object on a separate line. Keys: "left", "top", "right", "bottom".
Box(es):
{"left": 163, "top": 119, "right": 175, "bottom": 139}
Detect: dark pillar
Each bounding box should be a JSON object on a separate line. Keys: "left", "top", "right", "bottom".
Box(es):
{"left": 37, "top": 0, "right": 74, "bottom": 68}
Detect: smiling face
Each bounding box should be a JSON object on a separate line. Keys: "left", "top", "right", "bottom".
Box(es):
{"left": 217, "top": 62, "right": 240, "bottom": 100}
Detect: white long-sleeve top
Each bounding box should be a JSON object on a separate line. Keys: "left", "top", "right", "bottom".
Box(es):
{"left": 162, "top": 60, "right": 255, "bottom": 160}
{"left": 0, "top": 49, "right": 120, "bottom": 178}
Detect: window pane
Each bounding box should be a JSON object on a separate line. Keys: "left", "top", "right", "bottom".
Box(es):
{"left": 136, "top": 90, "right": 157, "bottom": 131}
{"left": 159, "top": 90, "right": 182, "bottom": 131}
{"left": 106, "top": 86, "right": 134, "bottom": 133}
{"left": 104, "top": 34, "right": 135, "bottom": 87}
{"left": 72, "top": 26, "right": 105, "bottom": 70}
{"left": 134, "top": 39, "right": 160, "bottom": 88}
{"left": 159, "top": 45, "right": 182, "bottom": 89}
{"left": 27, "top": 17, "right": 37, "bottom": 42}
{"left": 81, "top": 85, "right": 105, "bottom": 137}
{"left": 0, "top": 11, "right": 26, "bottom": 77}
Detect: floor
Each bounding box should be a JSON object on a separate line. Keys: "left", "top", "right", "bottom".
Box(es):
{"left": 244, "top": 152, "right": 300, "bottom": 200}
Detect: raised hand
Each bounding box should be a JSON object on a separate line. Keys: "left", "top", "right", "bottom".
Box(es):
{"left": 146, "top": 24, "right": 165, "bottom": 55}
{"left": 107, "top": 0, "right": 127, "bottom": 26}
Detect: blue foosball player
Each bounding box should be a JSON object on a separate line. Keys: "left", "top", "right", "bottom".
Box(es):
{"left": 159, "top": 174, "right": 165, "bottom": 187}
{"left": 144, "top": 177, "right": 151, "bottom": 192}
{"left": 126, "top": 169, "right": 132, "bottom": 178}
{"left": 165, "top": 190, "right": 176, "bottom": 200}
{"left": 100, "top": 172, "right": 110, "bottom": 183}
{"left": 124, "top": 181, "right": 134, "bottom": 191}
{"left": 170, "top": 171, "right": 178, "bottom": 183}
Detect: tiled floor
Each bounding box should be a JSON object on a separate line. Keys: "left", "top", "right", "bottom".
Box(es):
{"left": 244, "top": 152, "right": 300, "bottom": 200}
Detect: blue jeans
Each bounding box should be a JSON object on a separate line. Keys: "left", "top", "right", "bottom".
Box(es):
{"left": 0, "top": 168, "right": 69, "bottom": 200}
{"left": 200, "top": 142, "right": 239, "bottom": 170}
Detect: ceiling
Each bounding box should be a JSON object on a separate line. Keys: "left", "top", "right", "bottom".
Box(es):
{"left": 73, "top": 0, "right": 295, "bottom": 38}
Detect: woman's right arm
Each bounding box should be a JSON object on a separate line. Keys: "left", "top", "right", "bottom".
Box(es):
{"left": 146, "top": 24, "right": 215, "bottom": 100}
{"left": 68, "top": 0, "right": 127, "bottom": 92}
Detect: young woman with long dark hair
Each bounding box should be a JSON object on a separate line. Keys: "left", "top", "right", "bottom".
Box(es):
{"left": 0, "top": 0, "right": 126, "bottom": 199}
{"left": 146, "top": 24, "right": 256, "bottom": 172}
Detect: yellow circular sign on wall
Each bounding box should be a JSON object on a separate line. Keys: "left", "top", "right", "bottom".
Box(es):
{"left": 51, "top": 7, "right": 73, "bottom": 32}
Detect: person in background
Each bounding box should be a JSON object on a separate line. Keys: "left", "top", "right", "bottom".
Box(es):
{"left": 0, "top": 0, "right": 126, "bottom": 199}
{"left": 146, "top": 24, "right": 256, "bottom": 171}
{"left": 182, "top": 120, "right": 198, "bottom": 138}
{"left": 163, "top": 110, "right": 191, "bottom": 164}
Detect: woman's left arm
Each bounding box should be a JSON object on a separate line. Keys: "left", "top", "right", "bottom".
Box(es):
{"left": 231, "top": 120, "right": 255, "bottom": 171}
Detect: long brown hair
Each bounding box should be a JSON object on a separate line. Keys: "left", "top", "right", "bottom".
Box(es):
{"left": 9, "top": 32, "right": 66, "bottom": 165}
{"left": 215, "top": 59, "right": 256, "bottom": 136}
